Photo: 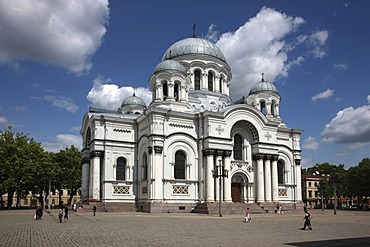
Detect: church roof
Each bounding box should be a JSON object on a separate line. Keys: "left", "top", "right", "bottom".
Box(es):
{"left": 162, "top": 38, "right": 227, "bottom": 62}
{"left": 249, "top": 79, "right": 279, "bottom": 95}
{"left": 153, "top": 60, "right": 187, "bottom": 74}
{"left": 121, "top": 93, "right": 146, "bottom": 108}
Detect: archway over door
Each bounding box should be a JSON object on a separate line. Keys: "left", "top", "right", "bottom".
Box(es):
{"left": 231, "top": 173, "right": 249, "bottom": 203}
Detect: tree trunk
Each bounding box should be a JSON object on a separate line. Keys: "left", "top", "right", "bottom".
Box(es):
{"left": 7, "top": 190, "right": 14, "bottom": 209}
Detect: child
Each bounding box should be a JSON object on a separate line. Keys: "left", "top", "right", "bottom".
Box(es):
{"left": 58, "top": 208, "right": 63, "bottom": 223}
{"left": 245, "top": 208, "right": 251, "bottom": 222}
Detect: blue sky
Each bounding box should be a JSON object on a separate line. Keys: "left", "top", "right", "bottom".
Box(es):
{"left": 1, "top": 0, "right": 369, "bottom": 168}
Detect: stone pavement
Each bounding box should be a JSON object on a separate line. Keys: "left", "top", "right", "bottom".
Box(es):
{"left": 0, "top": 209, "right": 369, "bottom": 247}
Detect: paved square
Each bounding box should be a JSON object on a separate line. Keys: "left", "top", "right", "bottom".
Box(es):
{"left": 0, "top": 209, "right": 369, "bottom": 246}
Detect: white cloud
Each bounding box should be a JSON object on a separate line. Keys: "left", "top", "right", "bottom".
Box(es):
{"left": 0, "top": 0, "right": 109, "bottom": 74}
{"left": 44, "top": 95, "right": 79, "bottom": 113}
{"left": 216, "top": 7, "right": 306, "bottom": 100}
{"left": 42, "top": 134, "right": 82, "bottom": 153}
{"left": 334, "top": 62, "right": 347, "bottom": 70}
{"left": 367, "top": 95, "right": 370, "bottom": 104}
{"left": 312, "top": 88, "right": 334, "bottom": 101}
{"left": 321, "top": 105, "right": 370, "bottom": 145}
{"left": 87, "top": 75, "right": 152, "bottom": 111}
{"left": 302, "top": 136, "right": 320, "bottom": 150}
{"left": 0, "top": 116, "right": 8, "bottom": 125}
{"left": 205, "top": 23, "right": 218, "bottom": 43}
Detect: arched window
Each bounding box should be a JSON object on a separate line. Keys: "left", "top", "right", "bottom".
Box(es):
{"left": 278, "top": 160, "right": 284, "bottom": 184}
{"left": 143, "top": 153, "right": 148, "bottom": 180}
{"left": 271, "top": 100, "right": 276, "bottom": 116}
{"left": 86, "top": 128, "right": 91, "bottom": 147}
{"left": 219, "top": 75, "right": 223, "bottom": 93}
{"left": 260, "top": 101, "right": 266, "bottom": 115}
{"left": 194, "top": 70, "right": 201, "bottom": 90}
{"left": 174, "top": 150, "right": 186, "bottom": 179}
{"left": 163, "top": 81, "right": 168, "bottom": 100}
{"left": 116, "top": 157, "right": 126, "bottom": 180}
{"left": 208, "top": 72, "right": 213, "bottom": 91}
{"left": 233, "top": 134, "right": 243, "bottom": 160}
{"left": 174, "top": 82, "right": 179, "bottom": 101}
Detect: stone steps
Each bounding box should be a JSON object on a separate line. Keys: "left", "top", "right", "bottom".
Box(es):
{"left": 191, "top": 202, "right": 267, "bottom": 215}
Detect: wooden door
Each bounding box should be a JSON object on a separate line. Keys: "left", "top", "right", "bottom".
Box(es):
{"left": 231, "top": 183, "right": 241, "bottom": 202}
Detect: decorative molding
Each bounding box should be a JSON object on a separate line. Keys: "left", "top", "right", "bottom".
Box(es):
{"left": 223, "top": 150, "right": 232, "bottom": 157}
{"left": 295, "top": 159, "right": 301, "bottom": 166}
{"left": 169, "top": 123, "right": 194, "bottom": 129}
{"left": 203, "top": 149, "right": 215, "bottom": 156}
{"left": 81, "top": 157, "right": 90, "bottom": 164}
{"left": 265, "top": 132, "right": 272, "bottom": 141}
{"left": 89, "top": 151, "right": 104, "bottom": 159}
{"left": 215, "top": 125, "right": 224, "bottom": 135}
{"left": 172, "top": 186, "right": 189, "bottom": 195}
{"left": 154, "top": 146, "right": 163, "bottom": 154}
{"left": 113, "top": 186, "right": 130, "bottom": 195}
{"left": 113, "top": 128, "right": 131, "bottom": 133}
{"left": 277, "top": 137, "right": 289, "bottom": 141}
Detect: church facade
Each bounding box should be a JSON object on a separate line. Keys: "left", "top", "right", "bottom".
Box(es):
{"left": 80, "top": 37, "right": 303, "bottom": 213}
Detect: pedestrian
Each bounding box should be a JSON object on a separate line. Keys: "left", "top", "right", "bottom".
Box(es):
{"left": 245, "top": 207, "right": 251, "bottom": 222}
{"left": 93, "top": 205, "right": 97, "bottom": 216}
{"left": 279, "top": 204, "right": 283, "bottom": 214}
{"left": 64, "top": 205, "right": 69, "bottom": 222}
{"left": 301, "top": 208, "right": 312, "bottom": 230}
{"left": 58, "top": 208, "right": 63, "bottom": 223}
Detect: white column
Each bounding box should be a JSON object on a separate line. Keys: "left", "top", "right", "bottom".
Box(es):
{"left": 81, "top": 159, "right": 90, "bottom": 200}
{"left": 271, "top": 157, "right": 279, "bottom": 202}
{"left": 206, "top": 151, "right": 214, "bottom": 202}
{"left": 202, "top": 72, "right": 207, "bottom": 90}
{"left": 295, "top": 159, "right": 302, "bottom": 201}
{"left": 256, "top": 155, "right": 265, "bottom": 203}
{"left": 224, "top": 155, "right": 232, "bottom": 202}
{"left": 90, "top": 151, "right": 101, "bottom": 200}
{"left": 264, "top": 157, "right": 272, "bottom": 202}
{"left": 152, "top": 147, "right": 163, "bottom": 201}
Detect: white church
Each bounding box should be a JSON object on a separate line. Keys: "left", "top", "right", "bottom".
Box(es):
{"left": 81, "top": 36, "right": 303, "bottom": 213}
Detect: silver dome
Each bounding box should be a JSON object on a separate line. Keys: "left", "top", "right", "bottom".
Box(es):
{"left": 162, "top": 38, "right": 227, "bottom": 62}
{"left": 154, "top": 60, "right": 187, "bottom": 74}
{"left": 121, "top": 93, "right": 146, "bottom": 107}
{"left": 249, "top": 80, "right": 279, "bottom": 95}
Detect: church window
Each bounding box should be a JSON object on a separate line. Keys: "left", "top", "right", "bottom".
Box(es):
{"left": 219, "top": 75, "right": 223, "bottom": 93}
{"left": 194, "top": 70, "right": 201, "bottom": 90}
{"left": 260, "top": 101, "right": 266, "bottom": 114}
{"left": 278, "top": 160, "right": 285, "bottom": 184}
{"left": 86, "top": 128, "right": 91, "bottom": 147}
{"left": 271, "top": 100, "right": 276, "bottom": 116}
{"left": 116, "top": 157, "right": 126, "bottom": 180}
{"left": 163, "top": 81, "right": 168, "bottom": 100}
{"left": 233, "top": 134, "right": 243, "bottom": 160}
{"left": 208, "top": 72, "right": 214, "bottom": 91}
{"left": 143, "top": 153, "right": 148, "bottom": 180}
{"left": 174, "top": 82, "right": 179, "bottom": 101}
{"left": 174, "top": 150, "right": 186, "bottom": 179}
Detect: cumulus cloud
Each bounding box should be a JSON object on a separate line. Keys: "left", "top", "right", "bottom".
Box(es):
{"left": 87, "top": 75, "right": 152, "bottom": 111}
{"left": 0, "top": 116, "right": 8, "bottom": 125}
{"left": 216, "top": 7, "right": 307, "bottom": 100}
{"left": 302, "top": 136, "right": 320, "bottom": 150}
{"left": 0, "top": 0, "right": 109, "bottom": 74}
{"left": 205, "top": 24, "right": 218, "bottom": 43}
{"left": 321, "top": 105, "right": 370, "bottom": 145}
{"left": 42, "top": 134, "right": 82, "bottom": 153}
{"left": 44, "top": 95, "right": 79, "bottom": 113}
{"left": 367, "top": 95, "right": 370, "bottom": 104}
{"left": 334, "top": 62, "right": 347, "bottom": 70}
{"left": 312, "top": 88, "right": 334, "bottom": 101}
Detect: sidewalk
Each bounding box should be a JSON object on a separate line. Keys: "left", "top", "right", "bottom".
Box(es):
{"left": 0, "top": 209, "right": 369, "bottom": 246}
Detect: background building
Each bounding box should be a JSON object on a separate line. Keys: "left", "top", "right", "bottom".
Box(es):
{"left": 80, "top": 37, "right": 303, "bottom": 213}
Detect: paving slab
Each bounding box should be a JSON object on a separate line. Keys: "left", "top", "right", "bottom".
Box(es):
{"left": 0, "top": 209, "right": 369, "bottom": 246}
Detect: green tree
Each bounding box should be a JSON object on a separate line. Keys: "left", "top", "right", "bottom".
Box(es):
{"left": 0, "top": 126, "right": 50, "bottom": 208}
{"left": 347, "top": 158, "right": 370, "bottom": 208}
{"left": 52, "top": 146, "right": 81, "bottom": 207}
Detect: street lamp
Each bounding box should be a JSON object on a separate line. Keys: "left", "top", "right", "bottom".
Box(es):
{"left": 213, "top": 159, "right": 228, "bottom": 217}
{"left": 314, "top": 171, "right": 324, "bottom": 211}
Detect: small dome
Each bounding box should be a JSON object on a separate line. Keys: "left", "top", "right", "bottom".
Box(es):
{"left": 121, "top": 93, "right": 146, "bottom": 108}
{"left": 249, "top": 79, "right": 279, "bottom": 95}
{"left": 162, "top": 38, "right": 227, "bottom": 62}
{"left": 154, "top": 60, "right": 187, "bottom": 74}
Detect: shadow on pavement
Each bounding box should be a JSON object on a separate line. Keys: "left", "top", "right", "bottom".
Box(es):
{"left": 285, "top": 237, "right": 370, "bottom": 247}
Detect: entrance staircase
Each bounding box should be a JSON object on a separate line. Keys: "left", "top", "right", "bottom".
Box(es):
{"left": 191, "top": 202, "right": 267, "bottom": 214}
{"left": 77, "top": 200, "right": 136, "bottom": 213}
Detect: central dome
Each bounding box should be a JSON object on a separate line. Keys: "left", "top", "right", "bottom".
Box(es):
{"left": 162, "top": 38, "right": 227, "bottom": 62}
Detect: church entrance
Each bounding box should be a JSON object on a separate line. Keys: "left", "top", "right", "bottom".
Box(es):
{"left": 231, "top": 173, "right": 249, "bottom": 203}
{"left": 231, "top": 183, "right": 241, "bottom": 202}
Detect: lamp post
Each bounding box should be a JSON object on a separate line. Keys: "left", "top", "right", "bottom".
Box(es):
{"left": 213, "top": 159, "right": 228, "bottom": 217}
{"left": 314, "top": 171, "right": 324, "bottom": 211}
